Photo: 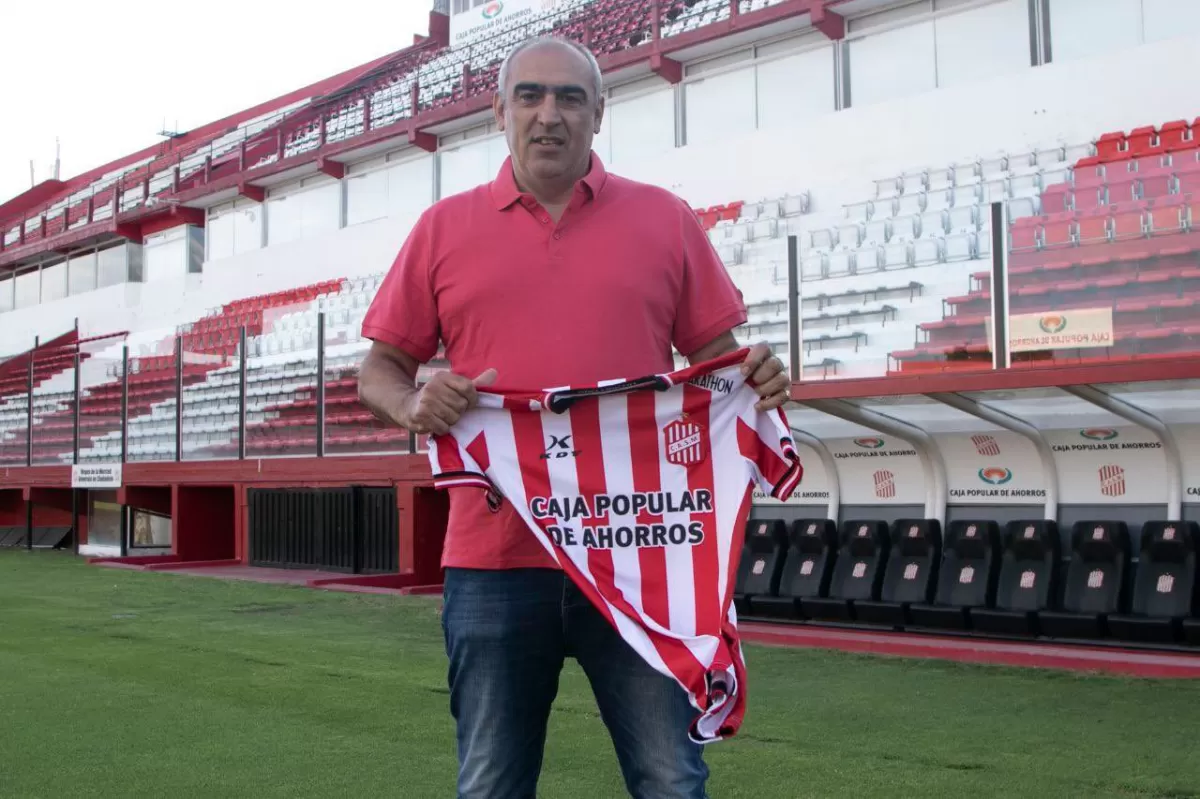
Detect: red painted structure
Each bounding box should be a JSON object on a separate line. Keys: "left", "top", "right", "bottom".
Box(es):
{"left": 0, "top": 0, "right": 848, "bottom": 269}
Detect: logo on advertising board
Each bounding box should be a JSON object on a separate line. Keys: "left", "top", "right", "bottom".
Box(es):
{"left": 874, "top": 469, "right": 896, "bottom": 499}
{"left": 855, "top": 437, "right": 885, "bottom": 449}
{"left": 664, "top": 419, "right": 706, "bottom": 467}
{"left": 1099, "top": 464, "right": 1126, "bottom": 497}
{"left": 971, "top": 434, "right": 1001, "bottom": 456}
{"left": 978, "top": 467, "right": 1013, "bottom": 485}
{"left": 998, "top": 307, "right": 1114, "bottom": 352}
{"left": 1081, "top": 428, "right": 1118, "bottom": 441}
{"left": 1038, "top": 314, "right": 1067, "bottom": 334}
{"left": 482, "top": 0, "right": 504, "bottom": 18}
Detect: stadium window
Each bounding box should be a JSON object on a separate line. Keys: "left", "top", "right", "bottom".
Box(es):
{"left": 439, "top": 138, "right": 493, "bottom": 198}
{"left": 346, "top": 164, "right": 389, "bottom": 227}
{"left": 846, "top": 14, "right": 937, "bottom": 107}
{"left": 1046, "top": 0, "right": 1141, "bottom": 63}
{"left": 68, "top": 251, "right": 98, "bottom": 295}
{"left": 683, "top": 51, "right": 756, "bottom": 148}
{"left": 606, "top": 83, "right": 676, "bottom": 166}
{"left": 755, "top": 34, "right": 836, "bottom": 132}
{"left": 1143, "top": 0, "right": 1200, "bottom": 42}
{"left": 933, "top": 0, "right": 1031, "bottom": 89}
{"left": 267, "top": 178, "right": 340, "bottom": 246}
{"left": 96, "top": 244, "right": 129, "bottom": 288}
{"left": 40, "top": 262, "right": 67, "bottom": 303}
{"left": 143, "top": 229, "right": 188, "bottom": 283}
{"left": 233, "top": 201, "right": 264, "bottom": 255}
{"left": 87, "top": 493, "right": 122, "bottom": 549}
{"left": 0, "top": 274, "right": 13, "bottom": 313}
{"left": 206, "top": 204, "right": 236, "bottom": 261}
{"left": 14, "top": 268, "right": 39, "bottom": 309}
{"left": 385, "top": 153, "right": 434, "bottom": 222}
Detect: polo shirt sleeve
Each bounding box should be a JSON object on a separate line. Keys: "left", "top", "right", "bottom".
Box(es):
{"left": 361, "top": 210, "right": 441, "bottom": 363}
{"left": 671, "top": 200, "right": 749, "bottom": 357}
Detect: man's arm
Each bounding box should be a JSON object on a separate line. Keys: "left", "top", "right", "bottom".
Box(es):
{"left": 686, "top": 332, "right": 791, "bottom": 412}
{"left": 358, "top": 340, "right": 423, "bottom": 430}
{"left": 358, "top": 340, "right": 498, "bottom": 437}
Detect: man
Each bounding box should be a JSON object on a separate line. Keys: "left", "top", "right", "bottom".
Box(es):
{"left": 358, "top": 36, "right": 791, "bottom": 799}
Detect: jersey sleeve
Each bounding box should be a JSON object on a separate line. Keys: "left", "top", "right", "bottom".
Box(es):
{"left": 738, "top": 407, "right": 804, "bottom": 501}
{"left": 428, "top": 429, "right": 494, "bottom": 493}
{"left": 361, "top": 208, "right": 441, "bottom": 363}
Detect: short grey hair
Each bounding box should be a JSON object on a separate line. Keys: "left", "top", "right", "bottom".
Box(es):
{"left": 496, "top": 36, "right": 604, "bottom": 101}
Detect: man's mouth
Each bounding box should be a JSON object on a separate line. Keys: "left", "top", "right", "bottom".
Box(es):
{"left": 532, "top": 136, "right": 565, "bottom": 148}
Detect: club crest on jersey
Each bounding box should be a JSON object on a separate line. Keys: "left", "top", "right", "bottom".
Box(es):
{"left": 664, "top": 418, "right": 706, "bottom": 467}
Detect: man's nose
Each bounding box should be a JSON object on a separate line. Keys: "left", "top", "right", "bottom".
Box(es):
{"left": 535, "top": 94, "right": 562, "bottom": 126}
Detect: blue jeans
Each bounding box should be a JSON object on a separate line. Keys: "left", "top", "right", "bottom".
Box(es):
{"left": 441, "top": 567, "right": 710, "bottom": 799}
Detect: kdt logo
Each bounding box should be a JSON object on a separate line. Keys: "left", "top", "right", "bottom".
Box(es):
{"left": 541, "top": 433, "right": 580, "bottom": 460}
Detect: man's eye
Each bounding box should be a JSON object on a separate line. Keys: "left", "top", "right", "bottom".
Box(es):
{"left": 560, "top": 95, "right": 583, "bottom": 106}
{"left": 518, "top": 91, "right": 541, "bottom": 103}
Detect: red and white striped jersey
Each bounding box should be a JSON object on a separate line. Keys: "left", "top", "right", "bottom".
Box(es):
{"left": 428, "top": 349, "right": 803, "bottom": 743}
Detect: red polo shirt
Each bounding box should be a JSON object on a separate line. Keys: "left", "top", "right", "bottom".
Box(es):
{"left": 362, "top": 153, "right": 747, "bottom": 570}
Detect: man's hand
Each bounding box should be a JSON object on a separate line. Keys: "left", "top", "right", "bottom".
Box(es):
{"left": 740, "top": 342, "right": 791, "bottom": 412}
{"left": 401, "top": 368, "right": 498, "bottom": 435}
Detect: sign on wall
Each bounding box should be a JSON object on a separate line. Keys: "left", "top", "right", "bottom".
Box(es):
{"left": 937, "top": 432, "right": 1048, "bottom": 505}
{"left": 827, "top": 436, "right": 923, "bottom": 506}
{"left": 1045, "top": 426, "right": 1165, "bottom": 504}
{"left": 751, "top": 443, "right": 830, "bottom": 506}
{"left": 450, "top": 0, "right": 566, "bottom": 48}
{"left": 1171, "top": 424, "right": 1200, "bottom": 501}
{"left": 71, "top": 464, "right": 122, "bottom": 489}
{"left": 987, "top": 307, "right": 1114, "bottom": 353}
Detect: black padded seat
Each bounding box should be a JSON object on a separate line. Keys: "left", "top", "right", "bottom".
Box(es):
{"left": 1107, "top": 521, "right": 1196, "bottom": 644}
{"left": 855, "top": 519, "right": 943, "bottom": 627}
{"left": 971, "top": 520, "right": 1060, "bottom": 636}
{"left": 752, "top": 519, "right": 838, "bottom": 619}
{"left": 733, "top": 519, "right": 787, "bottom": 616}
{"left": 909, "top": 520, "right": 1001, "bottom": 630}
{"left": 799, "top": 520, "right": 889, "bottom": 622}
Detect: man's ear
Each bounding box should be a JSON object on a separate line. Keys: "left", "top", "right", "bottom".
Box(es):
{"left": 493, "top": 92, "right": 506, "bottom": 131}
{"left": 593, "top": 95, "right": 605, "bottom": 135}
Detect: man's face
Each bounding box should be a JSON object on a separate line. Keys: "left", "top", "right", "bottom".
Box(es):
{"left": 494, "top": 43, "right": 604, "bottom": 190}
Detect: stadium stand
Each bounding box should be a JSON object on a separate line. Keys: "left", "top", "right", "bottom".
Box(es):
{"left": 5, "top": 0, "right": 1200, "bottom": 659}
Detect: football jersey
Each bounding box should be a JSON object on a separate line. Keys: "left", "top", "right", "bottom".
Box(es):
{"left": 427, "top": 348, "right": 803, "bottom": 743}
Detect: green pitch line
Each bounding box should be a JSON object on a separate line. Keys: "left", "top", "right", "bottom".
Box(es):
{"left": 1, "top": 551, "right": 1199, "bottom": 798}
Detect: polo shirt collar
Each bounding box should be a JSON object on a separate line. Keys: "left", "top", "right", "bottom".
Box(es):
{"left": 490, "top": 152, "right": 608, "bottom": 210}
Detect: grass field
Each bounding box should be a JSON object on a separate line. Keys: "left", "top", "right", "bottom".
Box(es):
{"left": 2, "top": 551, "right": 1200, "bottom": 799}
